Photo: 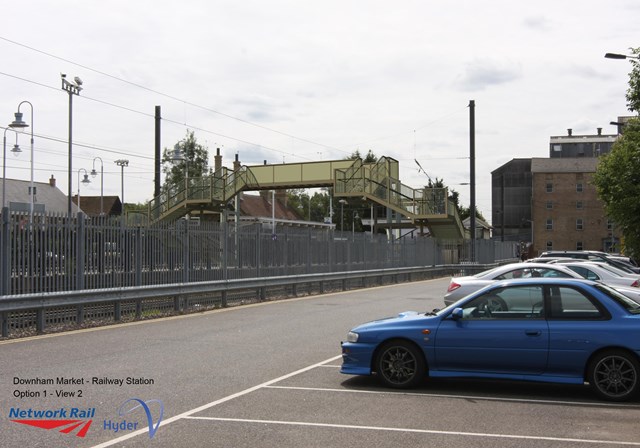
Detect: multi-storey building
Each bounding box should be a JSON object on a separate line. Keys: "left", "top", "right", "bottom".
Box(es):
{"left": 492, "top": 124, "right": 625, "bottom": 256}
{"left": 530, "top": 157, "right": 618, "bottom": 255}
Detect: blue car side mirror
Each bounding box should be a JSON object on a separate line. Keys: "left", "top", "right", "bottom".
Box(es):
{"left": 451, "top": 307, "right": 464, "bottom": 320}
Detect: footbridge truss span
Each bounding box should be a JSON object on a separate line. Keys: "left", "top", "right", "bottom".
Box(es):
{"left": 148, "top": 156, "right": 465, "bottom": 239}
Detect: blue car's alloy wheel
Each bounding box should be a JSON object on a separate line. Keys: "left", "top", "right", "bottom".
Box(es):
{"left": 588, "top": 350, "right": 640, "bottom": 402}
{"left": 375, "top": 340, "right": 426, "bottom": 388}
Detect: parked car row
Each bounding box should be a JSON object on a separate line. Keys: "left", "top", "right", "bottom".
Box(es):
{"left": 444, "top": 261, "right": 639, "bottom": 306}
{"left": 537, "top": 250, "right": 640, "bottom": 274}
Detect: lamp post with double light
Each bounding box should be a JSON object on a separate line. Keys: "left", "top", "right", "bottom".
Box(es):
{"left": 114, "top": 159, "right": 129, "bottom": 216}
{"left": 8, "top": 101, "right": 35, "bottom": 222}
{"left": 91, "top": 157, "right": 104, "bottom": 216}
{"left": 61, "top": 75, "right": 83, "bottom": 216}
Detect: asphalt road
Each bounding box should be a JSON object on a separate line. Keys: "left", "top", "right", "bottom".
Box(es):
{"left": 2, "top": 277, "right": 640, "bottom": 448}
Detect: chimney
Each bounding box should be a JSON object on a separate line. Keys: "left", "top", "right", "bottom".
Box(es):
{"left": 49, "top": 175, "right": 56, "bottom": 187}
{"left": 597, "top": 127, "right": 602, "bottom": 136}
{"left": 214, "top": 147, "right": 222, "bottom": 173}
{"left": 567, "top": 129, "right": 572, "bottom": 136}
{"left": 275, "top": 189, "right": 288, "bottom": 207}
{"left": 233, "top": 153, "right": 241, "bottom": 172}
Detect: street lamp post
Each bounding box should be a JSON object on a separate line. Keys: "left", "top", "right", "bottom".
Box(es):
{"left": 339, "top": 199, "right": 348, "bottom": 232}
{"left": 353, "top": 211, "right": 359, "bottom": 239}
{"left": 91, "top": 157, "right": 104, "bottom": 216}
{"left": 8, "top": 102, "right": 34, "bottom": 222}
{"left": 76, "top": 168, "right": 91, "bottom": 213}
{"left": 61, "top": 75, "right": 83, "bottom": 216}
{"left": 114, "top": 159, "right": 129, "bottom": 216}
{"left": 604, "top": 52, "right": 640, "bottom": 61}
{"left": 2, "top": 128, "right": 21, "bottom": 210}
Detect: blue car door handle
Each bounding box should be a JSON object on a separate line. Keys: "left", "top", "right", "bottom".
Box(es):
{"left": 525, "top": 330, "right": 542, "bottom": 336}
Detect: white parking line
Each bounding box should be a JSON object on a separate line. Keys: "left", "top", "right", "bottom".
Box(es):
{"left": 88, "top": 355, "right": 342, "bottom": 448}
{"left": 182, "top": 416, "right": 640, "bottom": 446}
{"left": 264, "top": 385, "right": 640, "bottom": 408}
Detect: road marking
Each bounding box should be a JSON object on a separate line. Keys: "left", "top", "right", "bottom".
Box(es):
{"left": 263, "top": 385, "right": 640, "bottom": 408}
{"left": 181, "top": 416, "right": 640, "bottom": 446}
{"left": 87, "top": 355, "right": 342, "bottom": 448}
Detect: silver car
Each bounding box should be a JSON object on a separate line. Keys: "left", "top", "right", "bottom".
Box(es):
{"left": 550, "top": 261, "right": 640, "bottom": 289}
{"left": 444, "top": 263, "right": 580, "bottom": 305}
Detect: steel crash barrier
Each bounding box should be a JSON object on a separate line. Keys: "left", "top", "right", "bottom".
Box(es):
{"left": 0, "top": 264, "right": 495, "bottom": 338}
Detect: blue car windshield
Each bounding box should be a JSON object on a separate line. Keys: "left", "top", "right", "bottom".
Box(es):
{"left": 595, "top": 284, "right": 640, "bottom": 313}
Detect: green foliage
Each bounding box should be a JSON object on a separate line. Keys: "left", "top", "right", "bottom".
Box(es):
{"left": 426, "top": 177, "right": 485, "bottom": 221}
{"left": 287, "top": 189, "right": 333, "bottom": 223}
{"left": 594, "top": 117, "right": 640, "bottom": 257}
{"left": 626, "top": 47, "right": 640, "bottom": 113}
{"left": 161, "top": 130, "right": 210, "bottom": 190}
{"left": 347, "top": 150, "right": 378, "bottom": 163}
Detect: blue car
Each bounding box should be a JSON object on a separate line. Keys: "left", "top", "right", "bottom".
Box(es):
{"left": 341, "top": 278, "right": 640, "bottom": 401}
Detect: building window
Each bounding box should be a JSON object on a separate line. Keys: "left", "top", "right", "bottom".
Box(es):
{"left": 546, "top": 183, "right": 553, "bottom": 193}
{"left": 576, "top": 183, "right": 583, "bottom": 193}
{"left": 546, "top": 241, "right": 553, "bottom": 251}
{"left": 576, "top": 241, "right": 583, "bottom": 250}
{"left": 576, "top": 218, "right": 584, "bottom": 230}
{"left": 546, "top": 219, "right": 553, "bottom": 230}
{"left": 546, "top": 201, "right": 553, "bottom": 210}
{"left": 576, "top": 201, "right": 583, "bottom": 210}
{"left": 607, "top": 219, "right": 614, "bottom": 231}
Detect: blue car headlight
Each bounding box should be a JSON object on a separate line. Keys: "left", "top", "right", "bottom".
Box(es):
{"left": 347, "top": 331, "right": 359, "bottom": 343}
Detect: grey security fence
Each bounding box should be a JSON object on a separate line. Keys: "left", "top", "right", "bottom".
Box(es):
{"left": 0, "top": 210, "right": 518, "bottom": 296}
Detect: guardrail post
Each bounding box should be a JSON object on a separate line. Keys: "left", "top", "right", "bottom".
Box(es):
{"left": 36, "top": 309, "right": 45, "bottom": 333}
{"left": 114, "top": 302, "right": 121, "bottom": 321}
{"left": 1, "top": 208, "right": 10, "bottom": 295}
{"left": 77, "top": 305, "right": 84, "bottom": 325}
{"left": 1, "top": 311, "right": 8, "bottom": 337}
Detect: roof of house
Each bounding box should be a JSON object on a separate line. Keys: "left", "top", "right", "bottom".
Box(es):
{"left": 238, "top": 193, "right": 302, "bottom": 220}
{"left": 0, "top": 177, "right": 80, "bottom": 215}
{"left": 463, "top": 216, "right": 492, "bottom": 230}
{"left": 72, "top": 195, "right": 122, "bottom": 217}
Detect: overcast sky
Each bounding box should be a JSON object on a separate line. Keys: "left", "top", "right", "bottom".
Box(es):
{"left": 1, "top": 0, "right": 637, "bottom": 220}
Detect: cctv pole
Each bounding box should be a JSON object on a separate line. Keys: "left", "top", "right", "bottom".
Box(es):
{"left": 469, "top": 100, "right": 476, "bottom": 262}
{"left": 61, "top": 76, "right": 82, "bottom": 216}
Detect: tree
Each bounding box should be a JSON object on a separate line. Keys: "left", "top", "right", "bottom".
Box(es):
{"left": 593, "top": 117, "right": 640, "bottom": 257}
{"left": 161, "top": 130, "right": 210, "bottom": 190}
{"left": 625, "top": 47, "right": 640, "bottom": 113}
{"left": 347, "top": 149, "right": 378, "bottom": 163}
{"left": 593, "top": 47, "right": 640, "bottom": 257}
{"left": 426, "top": 177, "right": 485, "bottom": 221}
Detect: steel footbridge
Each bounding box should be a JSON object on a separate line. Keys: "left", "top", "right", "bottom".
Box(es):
{"left": 148, "top": 156, "right": 465, "bottom": 239}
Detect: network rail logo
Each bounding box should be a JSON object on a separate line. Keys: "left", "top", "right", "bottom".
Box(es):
{"left": 8, "top": 398, "right": 163, "bottom": 440}
{"left": 9, "top": 407, "right": 94, "bottom": 438}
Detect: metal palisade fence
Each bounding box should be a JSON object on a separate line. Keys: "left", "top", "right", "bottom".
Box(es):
{"left": 0, "top": 211, "right": 517, "bottom": 296}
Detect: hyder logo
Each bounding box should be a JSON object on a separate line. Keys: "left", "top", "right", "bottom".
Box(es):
{"left": 9, "top": 407, "right": 95, "bottom": 438}
{"left": 117, "top": 398, "right": 164, "bottom": 439}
